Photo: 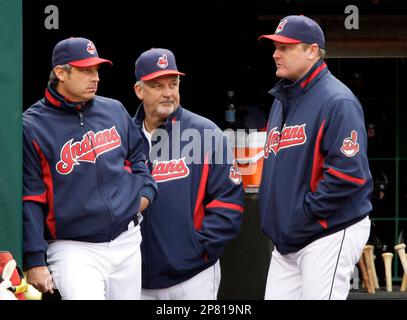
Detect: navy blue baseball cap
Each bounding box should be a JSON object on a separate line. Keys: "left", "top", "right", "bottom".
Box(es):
{"left": 52, "top": 37, "right": 113, "bottom": 68}
{"left": 259, "top": 15, "right": 325, "bottom": 49}
{"left": 135, "top": 48, "right": 185, "bottom": 81}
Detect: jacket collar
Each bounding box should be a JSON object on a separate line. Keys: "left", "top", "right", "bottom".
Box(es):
{"left": 44, "top": 85, "right": 93, "bottom": 112}
{"left": 270, "top": 59, "right": 328, "bottom": 100}
{"left": 134, "top": 104, "right": 183, "bottom": 131}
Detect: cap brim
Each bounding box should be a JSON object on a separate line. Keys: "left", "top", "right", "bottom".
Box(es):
{"left": 141, "top": 70, "right": 185, "bottom": 81}
{"left": 258, "top": 34, "right": 302, "bottom": 44}
{"left": 69, "top": 57, "right": 113, "bottom": 67}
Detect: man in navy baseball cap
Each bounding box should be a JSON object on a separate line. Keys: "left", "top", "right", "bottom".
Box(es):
{"left": 132, "top": 48, "right": 244, "bottom": 300}
{"left": 258, "top": 14, "right": 372, "bottom": 301}
{"left": 52, "top": 37, "right": 112, "bottom": 68}
{"left": 23, "top": 36, "right": 157, "bottom": 300}
{"left": 135, "top": 48, "right": 185, "bottom": 81}
{"left": 259, "top": 15, "right": 325, "bottom": 49}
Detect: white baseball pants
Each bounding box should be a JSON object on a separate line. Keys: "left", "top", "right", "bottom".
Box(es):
{"left": 47, "top": 221, "right": 142, "bottom": 300}
{"left": 265, "top": 216, "right": 370, "bottom": 300}
{"left": 141, "top": 260, "right": 221, "bottom": 300}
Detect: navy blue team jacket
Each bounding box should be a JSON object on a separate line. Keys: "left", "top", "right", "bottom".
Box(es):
{"left": 135, "top": 106, "right": 244, "bottom": 289}
{"left": 259, "top": 60, "right": 373, "bottom": 255}
{"left": 23, "top": 86, "right": 157, "bottom": 269}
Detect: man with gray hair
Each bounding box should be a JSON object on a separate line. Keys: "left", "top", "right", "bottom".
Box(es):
{"left": 133, "top": 48, "right": 244, "bottom": 299}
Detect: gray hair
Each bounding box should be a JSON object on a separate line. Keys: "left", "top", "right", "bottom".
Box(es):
{"left": 135, "top": 76, "right": 181, "bottom": 88}
{"left": 48, "top": 64, "right": 72, "bottom": 88}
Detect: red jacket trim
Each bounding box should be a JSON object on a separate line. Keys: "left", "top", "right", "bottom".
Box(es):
{"left": 206, "top": 200, "right": 244, "bottom": 213}
{"left": 33, "top": 140, "right": 57, "bottom": 239}
{"left": 327, "top": 167, "right": 366, "bottom": 185}
{"left": 193, "top": 154, "right": 210, "bottom": 230}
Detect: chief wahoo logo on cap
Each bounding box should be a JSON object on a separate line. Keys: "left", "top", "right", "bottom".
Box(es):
{"left": 157, "top": 54, "right": 169, "bottom": 69}
{"left": 87, "top": 42, "right": 96, "bottom": 55}
{"left": 276, "top": 19, "right": 288, "bottom": 33}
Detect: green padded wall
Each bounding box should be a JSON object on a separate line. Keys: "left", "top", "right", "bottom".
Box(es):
{"left": 0, "top": 1, "right": 23, "bottom": 265}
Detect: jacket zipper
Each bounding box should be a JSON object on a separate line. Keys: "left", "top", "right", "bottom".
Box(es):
{"left": 77, "top": 110, "right": 115, "bottom": 236}
{"left": 144, "top": 128, "right": 153, "bottom": 288}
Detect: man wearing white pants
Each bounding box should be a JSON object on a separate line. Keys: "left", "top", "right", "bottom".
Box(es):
{"left": 23, "top": 38, "right": 157, "bottom": 300}
{"left": 258, "top": 15, "right": 373, "bottom": 300}
{"left": 132, "top": 48, "right": 244, "bottom": 299}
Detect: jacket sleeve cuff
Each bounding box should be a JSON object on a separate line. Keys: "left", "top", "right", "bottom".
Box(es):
{"left": 23, "top": 252, "right": 47, "bottom": 271}
{"left": 140, "top": 186, "right": 157, "bottom": 205}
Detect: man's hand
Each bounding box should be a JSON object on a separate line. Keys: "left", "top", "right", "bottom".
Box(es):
{"left": 139, "top": 196, "right": 150, "bottom": 212}
{"left": 26, "top": 266, "right": 54, "bottom": 294}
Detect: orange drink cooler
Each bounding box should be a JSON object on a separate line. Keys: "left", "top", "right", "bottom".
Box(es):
{"left": 234, "top": 131, "right": 267, "bottom": 191}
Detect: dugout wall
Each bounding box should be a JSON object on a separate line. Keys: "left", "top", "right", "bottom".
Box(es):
{"left": 0, "top": 0, "right": 23, "bottom": 265}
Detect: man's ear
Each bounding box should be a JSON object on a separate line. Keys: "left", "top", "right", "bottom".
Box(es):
{"left": 134, "top": 83, "right": 143, "bottom": 100}
{"left": 54, "top": 66, "right": 66, "bottom": 82}
{"left": 308, "top": 44, "right": 320, "bottom": 60}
